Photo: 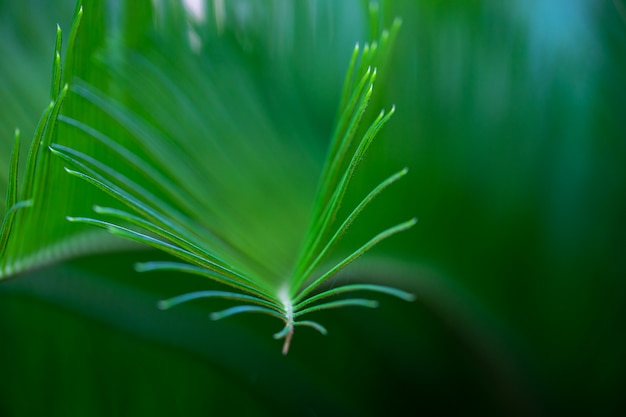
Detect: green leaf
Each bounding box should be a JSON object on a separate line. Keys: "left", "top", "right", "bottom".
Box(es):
{"left": 1, "top": 0, "right": 416, "bottom": 353}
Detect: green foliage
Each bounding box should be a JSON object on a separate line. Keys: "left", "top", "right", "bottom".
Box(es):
{"left": 1, "top": 0, "right": 415, "bottom": 353}
{"left": 0, "top": 1, "right": 116, "bottom": 276}
{"left": 2, "top": 0, "right": 626, "bottom": 416}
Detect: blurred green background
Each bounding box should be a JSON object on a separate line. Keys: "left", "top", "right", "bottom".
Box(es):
{"left": 1, "top": 0, "right": 625, "bottom": 415}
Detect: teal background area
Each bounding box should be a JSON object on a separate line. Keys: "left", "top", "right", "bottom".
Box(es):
{"left": 1, "top": 0, "right": 625, "bottom": 415}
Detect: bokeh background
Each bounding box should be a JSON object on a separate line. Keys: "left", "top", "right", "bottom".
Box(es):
{"left": 1, "top": 0, "right": 625, "bottom": 415}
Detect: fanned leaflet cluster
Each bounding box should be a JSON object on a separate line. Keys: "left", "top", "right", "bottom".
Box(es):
{"left": 1, "top": 10, "right": 83, "bottom": 278}
{"left": 149, "top": 29, "right": 419, "bottom": 352}
{"left": 4, "top": 1, "right": 417, "bottom": 354}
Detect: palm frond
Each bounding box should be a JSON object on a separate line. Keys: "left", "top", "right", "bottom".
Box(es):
{"left": 3, "top": 0, "right": 417, "bottom": 353}
{"left": 1, "top": 2, "right": 134, "bottom": 278}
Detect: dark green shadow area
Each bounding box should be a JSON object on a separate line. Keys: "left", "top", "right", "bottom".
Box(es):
{"left": 0, "top": 251, "right": 536, "bottom": 416}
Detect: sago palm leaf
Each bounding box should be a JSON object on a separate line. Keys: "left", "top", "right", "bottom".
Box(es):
{"left": 3, "top": 0, "right": 417, "bottom": 354}
{"left": 1, "top": 1, "right": 132, "bottom": 277}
